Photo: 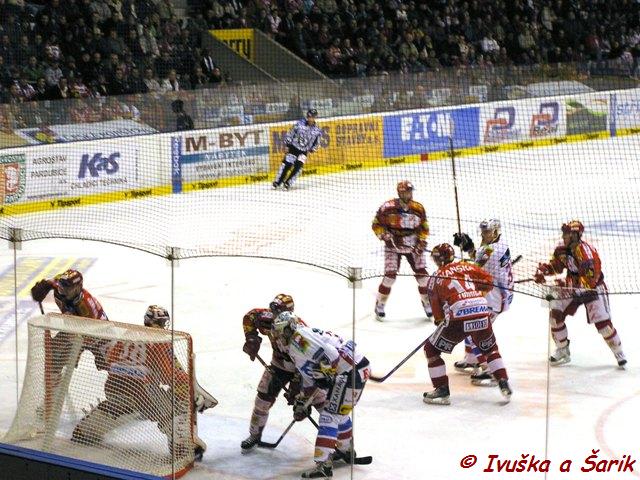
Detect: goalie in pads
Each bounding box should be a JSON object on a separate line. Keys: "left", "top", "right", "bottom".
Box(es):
{"left": 71, "top": 306, "right": 216, "bottom": 461}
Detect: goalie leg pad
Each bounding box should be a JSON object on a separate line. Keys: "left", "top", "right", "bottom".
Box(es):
{"left": 194, "top": 381, "right": 217, "bottom": 413}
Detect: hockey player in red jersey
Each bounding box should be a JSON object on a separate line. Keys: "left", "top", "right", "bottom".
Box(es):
{"left": 30, "top": 269, "right": 108, "bottom": 374}
{"left": 372, "top": 180, "right": 432, "bottom": 321}
{"left": 534, "top": 220, "right": 626, "bottom": 367}
{"left": 31, "top": 269, "right": 108, "bottom": 320}
{"left": 241, "top": 294, "right": 307, "bottom": 450}
{"left": 423, "top": 243, "right": 512, "bottom": 405}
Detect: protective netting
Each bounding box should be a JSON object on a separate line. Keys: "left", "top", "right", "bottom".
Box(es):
{"left": 1, "top": 70, "right": 640, "bottom": 297}
{"left": 3, "top": 313, "right": 195, "bottom": 479}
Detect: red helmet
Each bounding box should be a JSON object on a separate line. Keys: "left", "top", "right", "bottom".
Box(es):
{"left": 431, "top": 243, "right": 455, "bottom": 266}
{"left": 397, "top": 180, "right": 414, "bottom": 194}
{"left": 561, "top": 220, "right": 584, "bottom": 236}
{"left": 269, "top": 294, "right": 295, "bottom": 315}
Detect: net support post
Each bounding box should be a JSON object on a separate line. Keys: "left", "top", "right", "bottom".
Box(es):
{"left": 166, "top": 247, "right": 180, "bottom": 267}
{"left": 8, "top": 228, "right": 22, "bottom": 251}
{"left": 347, "top": 267, "right": 362, "bottom": 289}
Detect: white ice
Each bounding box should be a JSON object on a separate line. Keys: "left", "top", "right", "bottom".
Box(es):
{"left": 0, "top": 136, "right": 639, "bottom": 480}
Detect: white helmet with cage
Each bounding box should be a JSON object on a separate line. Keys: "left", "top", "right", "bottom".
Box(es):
{"left": 144, "top": 305, "right": 171, "bottom": 329}
{"left": 479, "top": 218, "right": 501, "bottom": 243}
{"left": 271, "top": 311, "right": 298, "bottom": 339}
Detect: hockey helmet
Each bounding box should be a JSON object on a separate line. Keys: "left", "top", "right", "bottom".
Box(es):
{"left": 272, "top": 311, "right": 298, "bottom": 337}
{"left": 561, "top": 220, "right": 584, "bottom": 236}
{"left": 56, "top": 269, "right": 83, "bottom": 298}
{"left": 144, "top": 305, "right": 171, "bottom": 329}
{"left": 479, "top": 218, "right": 501, "bottom": 240}
{"left": 269, "top": 293, "right": 295, "bottom": 316}
{"left": 431, "top": 243, "right": 455, "bottom": 266}
{"left": 306, "top": 108, "right": 318, "bottom": 118}
{"left": 397, "top": 180, "right": 414, "bottom": 194}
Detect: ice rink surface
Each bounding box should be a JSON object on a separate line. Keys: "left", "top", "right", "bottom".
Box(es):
{"left": 0, "top": 136, "right": 639, "bottom": 479}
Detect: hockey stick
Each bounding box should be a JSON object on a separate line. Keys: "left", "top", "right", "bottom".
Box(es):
{"left": 369, "top": 339, "right": 428, "bottom": 383}
{"left": 515, "top": 277, "right": 535, "bottom": 284}
{"left": 511, "top": 254, "right": 523, "bottom": 265}
{"left": 333, "top": 449, "right": 373, "bottom": 465}
{"left": 38, "top": 301, "right": 45, "bottom": 314}
{"left": 255, "top": 353, "right": 319, "bottom": 430}
{"left": 257, "top": 393, "right": 317, "bottom": 449}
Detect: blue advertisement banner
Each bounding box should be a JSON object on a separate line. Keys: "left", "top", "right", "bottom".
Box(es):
{"left": 383, "top": 107, "right": 480, "bottom": 158}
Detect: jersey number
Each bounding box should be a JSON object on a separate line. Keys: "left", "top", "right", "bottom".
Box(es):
{"left": 447, "top": 275, "right": 476, "bottom": 294}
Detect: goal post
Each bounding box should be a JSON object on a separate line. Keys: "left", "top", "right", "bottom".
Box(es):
{"left": 3, "top": 313, "right": 197, "bottom": 479}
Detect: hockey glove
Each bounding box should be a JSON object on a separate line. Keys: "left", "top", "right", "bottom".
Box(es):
{"left": 453, "top": 233, "right": 474, "bottom": 253}
{"left": 380, "top": 232, "right": 395, "bottom": 249}
{"left": 284, "top": 373, "right": 302, "bottom": 405}
{"left": 31, "top": 279, "right": 53, "bottom": 302}
{"left": 414, "top": 239, "right": 427, "bottom": 255}
{"left": 293, "top": 396, "right": 311, "bottom": 421}
{"left": 242, "top": 336, "right": 262, "bottom": 361}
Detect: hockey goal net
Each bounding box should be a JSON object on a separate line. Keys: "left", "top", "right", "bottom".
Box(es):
{"left": 3, "top": 313, "right": 196, "bottom": 479}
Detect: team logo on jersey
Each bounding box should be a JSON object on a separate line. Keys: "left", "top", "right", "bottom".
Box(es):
{"left": 479, "top": 336, "right": 496, "bottom": 351}
{"left": 435, "top": 336, "right": 455, "bottom": 353}
{"left": 463, "top": 318, "right": 489, "bottom": 332}
{"left": 291, "top": 333, "right": 310, "bottom": 353}
{"left": 455, "top": 305, "right": 490, "bottom": 318}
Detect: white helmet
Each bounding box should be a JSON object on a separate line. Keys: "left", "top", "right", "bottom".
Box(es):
{"left": 272, "top": 311, "right": 298, "bottom": 337}
{"left": 479, "top": 218, "right": 501, "bottom": 241}
{"left": 144, "top": 305, "right": 171, "bottom": 329}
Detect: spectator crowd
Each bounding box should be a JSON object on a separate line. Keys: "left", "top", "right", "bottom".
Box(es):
{"left": 1, "top": 0, "right": 640, "bottom": 109}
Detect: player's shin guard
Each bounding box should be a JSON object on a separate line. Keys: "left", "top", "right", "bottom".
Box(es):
{"left": 284, "top": 160, "right": 305, "bottom": 188}
{"left": 336, "top": 418, "right": 352, "bottom": 452}
{"left": 274, "top": 161, "right": 293, "bottom": 187}
{"left": 315, "top": 414, "right": 339, "bottom": 463}
{"left": 248, "top": 395, "right": 273, "bottom": 437}
{"left": 549, "top": 310, "right": 569, "bottom": 348}
{"left": 595, "top": 320, "right": 626, "bottom": 366}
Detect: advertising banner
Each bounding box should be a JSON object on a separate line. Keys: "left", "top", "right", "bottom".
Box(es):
{"left": 210, "top": 29, "right": 254, "bottom": 62}
{"left": 269, "top": 116, "right": 382, "bottom": 172}
{"left": 172, "top": 126, "right": 270, "bottom": 192}
{"left": 0, "top": 153, "right": 26, "bottom": 205}
{"left": 610, "top": 90, "right": 640, "bottom": 135}
{"left": 480, "top": 98, "right": 566, "bottom": 145}
{"left": 564, "top": 94, "right": 609, "bottom": 136}
{"left": 382, "top": 107, "right": 480, "bottom": 158}
{"left": 15, "top": 120, "right": 157, "bottom": 146}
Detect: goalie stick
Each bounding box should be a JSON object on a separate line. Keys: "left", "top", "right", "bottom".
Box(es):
{"left": 369, "top": 339, "right": 427, "bottom": 383}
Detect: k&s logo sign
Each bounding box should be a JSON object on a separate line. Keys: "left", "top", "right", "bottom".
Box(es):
{"left": 78, "top": 152, "right": 120, "bottom": 178}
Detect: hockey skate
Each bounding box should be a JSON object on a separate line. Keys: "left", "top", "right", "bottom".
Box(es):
{"left": 615, "top": 351, "right": 627, "bottom": 368}
{"left": 283, "top": 180, "right": 291, "bottom": 190}
{"left": 423, "top": 385, "right": 450, "bottom": 405}
{"left": 498, "top": 379, "right": 512, "bottom": 401}
{"left": 549, "top": 341, "right": 570, "bottom": 366}
{"left": 240, "top": 433, "right": 261, "bottom": 451}
{"left": 194, "top": 435, "right": 207, "bottom": 462}
{"left": 374, "top": 301, "right": 386, "bottom": 321}
{"left": 470, "top": 367, "right": 497, "bottom": 387}
{"left": 272, "top": 181, "right": 280, "bottom": 189}
{"left": 301, "top": 460, "right": 333, "bottom": 478}
{"left": 454, "top": 360, "right": 478, "bottom": 374}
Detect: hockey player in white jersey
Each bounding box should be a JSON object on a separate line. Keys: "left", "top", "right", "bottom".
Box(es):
{"left": 271, "top": 312, "right": 371, "bottom": 479}
{"left": 453, "top": 219, "right": 514, "bottom": 385}
{"left": 273, "top": 109, "right": 323, "bottom": 190}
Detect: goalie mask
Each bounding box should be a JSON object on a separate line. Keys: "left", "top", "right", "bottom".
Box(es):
{"left": 269, "top": 293, "right": 294, "bottom": 316}
{"left": 56, "top": 269, "right": 83, "bottom": 299}
{"left": 144, "top": 305, "right": 171, "bottom": 329}
{"left": 561, "top": 220, "right": 584, "bottom": 246}
{"left": 397, "top": 180, "right": 414, "bottom": 203}
{"left": 272, "top": 311, "right": 298, "bottom": 340}
{"left": 479, "top": 218, "right": 501, "bottom": 244}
